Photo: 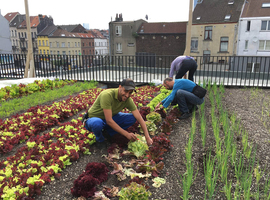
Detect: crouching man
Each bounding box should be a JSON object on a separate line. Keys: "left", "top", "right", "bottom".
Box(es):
{"left": 84, "top": 78, "right": 153, "bottom": 147}
{"left": 155, "top": 77, "right": 204, "bottom": 119}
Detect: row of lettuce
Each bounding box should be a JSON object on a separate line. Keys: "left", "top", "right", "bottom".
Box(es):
{"left": 0, "top": 79, "right": 77, "bottom": 102}
{"left": 0, "top": 80, "right": 98, "bottom": 118}
{"left": 0, "top": 82, "right": 177, "bottom": 199}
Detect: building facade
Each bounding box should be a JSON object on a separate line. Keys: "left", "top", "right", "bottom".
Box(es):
{"left": 190, "top": 0, "right": 245, "bottom": 64}
{"left": 48, "top": 27, "right": 81, "bottom": 55}
{"left": 0, "top": 11, "right": 12, "bottom": 54}
{"left": 109, "top": 14, "right": 146, "bottom": 56}
{"left": 136, "top": 22, "right": 187, "bottom": 56}
{"left": 237, "top": 0, "right": 270, "bottom": 56}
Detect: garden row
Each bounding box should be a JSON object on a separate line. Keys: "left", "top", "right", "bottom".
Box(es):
{"left": 0, "top": 83, "right": 168, "bottom": 199}
{"left": 0, "top": 79, "right": 76, "bottom": 102}
{"left": 0, "top": 80, "right": 98, "bottom": 119}
{"left": 179, "top": 83, "right": 270, "bottom": 199}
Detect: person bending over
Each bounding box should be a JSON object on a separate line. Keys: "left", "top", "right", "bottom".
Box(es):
{"left": 84, "top": 78, "right": 153, "bottom": 147}
{"left": 155, "top": 77, "right": 204, "bottom": 119}
{"left": 169, "top": 55, "right": 198, "bottom": 81}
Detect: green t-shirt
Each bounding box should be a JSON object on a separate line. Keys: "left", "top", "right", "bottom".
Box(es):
{"left": 88, "top": 88, "right": 137, "bottom": 119}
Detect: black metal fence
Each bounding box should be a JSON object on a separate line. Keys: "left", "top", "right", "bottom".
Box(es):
{"left": 0, "top": 54, "right": 269, "bottom": 87}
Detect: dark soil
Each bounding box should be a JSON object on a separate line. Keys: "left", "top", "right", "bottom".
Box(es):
{"left": 2, "top": 86, "right": 270, "bottom": 200}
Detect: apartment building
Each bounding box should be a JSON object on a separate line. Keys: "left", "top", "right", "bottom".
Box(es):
{"left": 190, "top": 0, "right": 245, "bottom": 62}
{"left": 109, "top": 14, "right": 146, "bottom": 56}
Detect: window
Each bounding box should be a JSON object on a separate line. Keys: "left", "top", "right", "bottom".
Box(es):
{"left": 83, "top": 42, "right": 85, "bottom": 47}
{"left": 15, "top": 30, "right": 17, "bottom": 37}
{"left": 128, "top": 43, "right": 135, "bottom": 47}
{"left": 116, "top": 43, "right": 122, "bottom": 53}
{"left": 261, "top": 20, "right": 270, "bottom": 30}
{"left": 11, "top": 30, "right": 14, "bottom": 37}
{"left": 246, "top": 21, "right": 251, "bottom": 31}
{"left": 57, "top": 51, "right": 60, "bottom": 55}
{"left": 57, "top": 42, "right": 59, "bottom": 48}
{"left": 62, "top": 51, "right": 66, "bottom": 55}
{"left": 259, "top": 40, "right": 270, "bottom": 50}
{"left": 225, "top": 15, "right": 231, "bottom": 20}
{"left": 50, "top": 42, "right": 52, "bottom": 47}
{"left": 89, "top": 42, "right": 91, "bottom": 46}
{"left": 47, "top": 50, "right": 49, "bottom": 55}
{"left": 42, "top": 40, "right": 45, "bottom": 46}
{"left": 78, "top": 42, "right": 80, "bottom": 47}
{"left": 46, "top": 41, "right": 48, "bottom": 46}
{"left": 204, "top": 26, "right": 212, "bottom": 40}
{"left": 40, "top": 50, "right": 42, "bottom": 54}
{"left": 262, "top": 3, "right": 270, "bottom": 7}
{"left": 116, "top": 26, "right": 122, "bottom": 36}
{"left": 220, "top": 37, "right": 229, "bottom": 52}
{"left": 43, "top": 50, "right": 45, "bottom": 54}
{"left": 245, "top": 40, "right": 249, "bottom": 50}
{"left": 61, "top": 42, "right": 65, "bottom": 47}
{"left": 75, "top": 42, "right": 77, "bottom": 47}
{"left": 191, "top": 37, "right": 198, "bottom": 51}
{"left": 203, "top": 50, "right": 211, "bottom": 63}
{"left": 39, "top": 40, "right": 41, "bottom": 46}
{"left": 50, "top": 50, "right": 52, "bottom": 55}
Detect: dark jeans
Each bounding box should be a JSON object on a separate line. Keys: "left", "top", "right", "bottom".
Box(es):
{"left": 174, "top": 89, "right": 204, "bottom": 113}
{"left": 176, "top": 59, "right": 198, "bottom": 81}
{"left": 84, "top": 112, "right": 136, "bottom": 142}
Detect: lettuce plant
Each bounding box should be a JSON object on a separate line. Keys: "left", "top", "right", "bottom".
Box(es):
{"left": 127, "top": 135, "right": 149, "bottom": 158}
{"left": 146, "top": 111, "right": 161, "bottom": 125}
{"left": 139, "top": 121, "right": 157, "bottom": 135}
{"left": 118, "top": 182, "right": 151, "bottom": 200}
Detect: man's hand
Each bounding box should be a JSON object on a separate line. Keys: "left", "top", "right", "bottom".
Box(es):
{"left": 125, "top": 132, "right": 138, "bottom": 142}
{"left": 154, "top": 103, "right": 164, "bottom": 112}
{"left": 146, "top": 137, "right": 153, "bottom": 146}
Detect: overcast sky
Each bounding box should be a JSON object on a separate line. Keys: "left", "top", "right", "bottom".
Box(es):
{"left": 0, "top": 0, "right": 190, "bottom": 30}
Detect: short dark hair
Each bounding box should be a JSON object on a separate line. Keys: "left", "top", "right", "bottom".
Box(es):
{"left": 163, "top": 77, "right": 173, "bottom": 85}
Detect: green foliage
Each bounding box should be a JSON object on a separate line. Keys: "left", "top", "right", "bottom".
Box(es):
{"left": 139, "top": 121, "right": 157, "bottom": 135}
{"left": 128, "top": 135, "right": 149, "bottom": 158}
{"left": 146, "top": 112, "right": 161, "bottom": 125}
{"left": 0, "top": 80, "right": 97, "bottom": 118}
{"left": 118, "top": 182, "right": 152, "bottom": 200}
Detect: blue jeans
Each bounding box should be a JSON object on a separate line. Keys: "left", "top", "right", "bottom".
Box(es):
{"left": 84, "top": 112, "right": 136, "bottom": 142}
{"left": 174, "top": 89, "right": 204, "bottom": 113}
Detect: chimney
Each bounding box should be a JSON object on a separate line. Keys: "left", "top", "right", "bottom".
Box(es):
{"left": 115, "top": 13, "right": 118, "bottom": 21}
{"left": 38, "top": 14, "right": 44, "bottom": 22}
{"left": 119, "top": 13, "right": 123, "bottom": 22}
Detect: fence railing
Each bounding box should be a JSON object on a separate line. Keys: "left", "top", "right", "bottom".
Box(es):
{"left": 0, "top": 54, "right": 269, "bottom": 87}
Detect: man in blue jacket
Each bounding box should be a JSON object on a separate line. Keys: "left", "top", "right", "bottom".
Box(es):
{"left": 155, "top": 77, "right": 204, "bottom": 119}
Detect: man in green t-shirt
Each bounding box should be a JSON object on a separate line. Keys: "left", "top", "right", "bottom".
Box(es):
{"left": 84, "top": 78, "right": 153, "bottom": 147}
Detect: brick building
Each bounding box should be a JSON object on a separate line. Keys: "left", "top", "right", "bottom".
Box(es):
{"left": 136, "top": 22, "right": 187, "bottom": 56}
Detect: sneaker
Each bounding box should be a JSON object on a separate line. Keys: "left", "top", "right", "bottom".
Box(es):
{"left": 178, "top": 112, "right": 192, "bottom": 119}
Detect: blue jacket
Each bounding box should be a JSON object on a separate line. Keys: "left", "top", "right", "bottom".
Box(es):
{"left": 161, "top": 79, "right": 196, "bottom": 108}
